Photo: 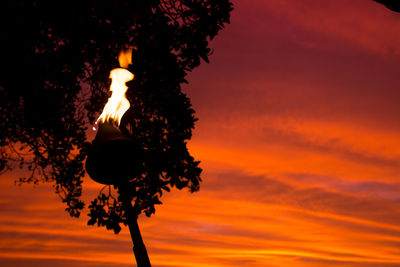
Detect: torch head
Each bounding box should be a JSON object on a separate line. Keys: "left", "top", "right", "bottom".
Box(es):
{"left": 85, "top": 122, "right": 142, "bottom": 185}
{"left": 86, "top": 48, "right": 140, "bottom": 185}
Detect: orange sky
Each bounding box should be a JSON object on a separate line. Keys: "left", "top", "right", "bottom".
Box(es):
{"left": 1, "top": 0, "right": 400, "bottom": 266}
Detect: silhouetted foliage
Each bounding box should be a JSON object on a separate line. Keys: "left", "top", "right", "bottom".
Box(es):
{"left": 1, "top": 0, "right": 233, "bottom": 233}
{"left": 373, "top": 0, "right": 400, "bottom": 12}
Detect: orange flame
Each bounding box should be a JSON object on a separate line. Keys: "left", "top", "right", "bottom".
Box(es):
{"left": 118, "top": 48, "right": 132, "bottom": 69}
{"left": 96, "top": 49, "right": 134, "bottom": 126}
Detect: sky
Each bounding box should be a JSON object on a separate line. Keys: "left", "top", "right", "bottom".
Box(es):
{"left": 1, "top": 0, "right": 400, "bottom": 266}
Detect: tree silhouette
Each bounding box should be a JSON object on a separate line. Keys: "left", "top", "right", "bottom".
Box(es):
{"left": 373, "top": 0, "right": 400, "bottom": 12}
{"left": 1, "top": 0, "right": 233, "bottom": 264}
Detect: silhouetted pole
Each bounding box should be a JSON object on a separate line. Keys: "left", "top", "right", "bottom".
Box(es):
{"left": 85, "top": 123, "right": 152, "bottom": 266}
{"left": 119, "top": 184, "right": 152, "bottom": 267}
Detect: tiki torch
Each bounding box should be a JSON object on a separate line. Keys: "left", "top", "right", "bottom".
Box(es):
{"left": 85, "top": 48, "right": 151, "bottom": 267}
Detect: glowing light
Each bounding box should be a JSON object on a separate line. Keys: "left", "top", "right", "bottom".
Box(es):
{"left": 96, "top": 49, "right": 134, "bottom": 125}
{"left": 118, "top": 48, "right": 133, "bottom": 69}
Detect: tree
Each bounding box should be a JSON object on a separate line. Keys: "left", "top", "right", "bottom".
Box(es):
{"left": 373, "top": 0, "right": 400, "bottom": 12}
{"left": 1, "top": 0, "right": 233, "bottom": 263}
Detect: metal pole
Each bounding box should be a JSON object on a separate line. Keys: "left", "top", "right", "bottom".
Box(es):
{"left": 118, "top": 184, "right": 152, "bottom": 267}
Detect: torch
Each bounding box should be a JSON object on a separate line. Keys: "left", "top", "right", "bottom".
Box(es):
{"left": 85, "top": 48, "right": 152, "bottom": 267}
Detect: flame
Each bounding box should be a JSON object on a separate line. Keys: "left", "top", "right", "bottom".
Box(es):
{"left": 118, "top": 48, "right": 133, "bottom": 69}
{"left": 96, "top": 49, "right": 134, "bottom": 126}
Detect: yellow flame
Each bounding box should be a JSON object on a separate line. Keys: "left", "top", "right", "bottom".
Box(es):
{"left": 96, "top": 49, "right": 134, "bottom": 125}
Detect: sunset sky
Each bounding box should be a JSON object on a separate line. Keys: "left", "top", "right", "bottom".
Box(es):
{"left": 1, "top": 0, "right": 400, "bottom": 266}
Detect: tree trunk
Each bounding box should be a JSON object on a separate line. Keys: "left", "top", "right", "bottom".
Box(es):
{"left": 118, "top": 185, "right": 152, "bottom": 267}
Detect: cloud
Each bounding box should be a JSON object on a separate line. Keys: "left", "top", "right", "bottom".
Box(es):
{"left": 0, "top": 258, "right": 134, "bottom": 267}
{"left": 248, "top": 0, "right": 400, "bottom": 56}
{"left": 1, "top": 168, "right": 400, "bottom": 266}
